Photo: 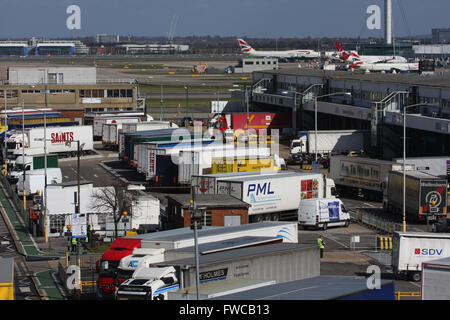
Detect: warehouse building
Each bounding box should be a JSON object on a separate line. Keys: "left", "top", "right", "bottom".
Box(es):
{"left": 0, "top": 38, "right": 88, "bottom": 56}
{"left": 250, "top": 68, "right": 450, "bottom": 160}
{"left": 0, "top": 67, "right": 138, "bottom": 112}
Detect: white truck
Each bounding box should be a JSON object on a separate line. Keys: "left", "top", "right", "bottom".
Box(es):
{"left": 115, "top": 266, "right": 179, "bottom": 300}
{"left": 421, "top": 257, "right": 450, "bottom": 300}
{"left": 330, "top": 155, "right": 415, "bottom": 201}
{"left": 298, "top": 198, "right": 350, "bottom": 230}
{"left": 17, "top": 168, "right": 62, "bottom": 196}
{"left": 288, "top": 130, "right": 368, "bottom": 165}
{"left": 116, "top": 248, "right": 166, "bottom": 282}
{"left": 216, "top": 172, "right": 336, "bottom": 222}
{"left": 93, "top": 115, "right": 153, "bottom": 140}
{"left": 6, "top": 125, "right": 94, "bottom": 157}
{"left": 392, "top": 232, "right": 450, "bottom": 282}
{"left": 392, "top": 156, "right": 450, "bottom": 185}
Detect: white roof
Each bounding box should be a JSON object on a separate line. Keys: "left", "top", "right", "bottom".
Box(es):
{"left": 132, "top": 266, "right": 175, "bottom": 280}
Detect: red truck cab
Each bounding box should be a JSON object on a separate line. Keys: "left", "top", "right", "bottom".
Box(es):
{"left": 97, "top": 238, "right": 141, "bottom": 298}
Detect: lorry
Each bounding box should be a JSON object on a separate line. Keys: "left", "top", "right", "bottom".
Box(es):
{"left": 211, "top": 154, "right": 285, "bottom": 174}
{"left": 96, "top": 222, "right": 296, "bottom": 298}
{"left": 216, "top": 172, "right": 336, "bottom": 222}
{"left": 6, "top": 125, "right": 94, "bottom": 157}
{"left": 115, "top": 266, "right": 179, "bottom": 300}
{"left": 421, "top": 257, "right": 450, "bottom": 300}
{"left": 297, "top": 198, "right": 350, "bottom": 230}
{"left": 93, "top": 115, "right": 153, "bottom": 140}
{"left": 382, "top": 170, "right": 448, "bottom": 223}
{"left": 8, "top": 154, "right": 58, "bottom": 183}
{"left": 119, "top": 128, "right": 202, "bottom": 164}
{"left": 330, "top": 155, "right": 415, "bottom": 201}
{"left": 288, "top": 130, "right": 369, "bottom": 166}
{"left": 17, "top": 168, "right": 62, "bottom": 196}
{"left": 392, "top": 232, "right": 450, "bottom": 282}
{"left": 116, "top": 248, "right": 166, "bottom": 285}
{"left": 103, "top": 120, "right": 178, "bottom": 149}
{"left": 206, "top": 112, "right": 291, "bottom": 139}
{"left": 392, "top": 156, "right": 450, "bottom": 186}
{"left": 178, "top": 148, "right": 275, "bottom": 184}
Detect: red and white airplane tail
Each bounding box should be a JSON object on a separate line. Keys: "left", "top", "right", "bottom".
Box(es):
{"left": 335, "top": 41, "right": 360, "bottom": 62}
{"left": 237, "top": 39, "right": 256, "bottom": 54}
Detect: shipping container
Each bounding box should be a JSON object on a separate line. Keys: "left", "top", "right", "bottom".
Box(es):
{"left": 383, "top": 171, "right": 448, "bottom": 222}
{"left": 93, "top": 116, "right": 148, "bottom": 139}
{"left": 211, "top": 154, "right": 283, "bottom": 174}
{"left": 0, "top": 258, "right": 14, "bottom": 300}
{"left": 330, "top": 155, "right": 415, "bottom": 201}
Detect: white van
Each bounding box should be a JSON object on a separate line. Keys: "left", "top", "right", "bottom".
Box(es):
{"left": 298, "top": 198, "right": 350, "bottom": 230}
{"left": 17, "top": 168, "right": 62, "bottom": 196}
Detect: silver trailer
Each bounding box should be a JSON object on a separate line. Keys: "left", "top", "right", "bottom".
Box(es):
{"left": 422, "top": 257, "right": 450, "bottom": 300}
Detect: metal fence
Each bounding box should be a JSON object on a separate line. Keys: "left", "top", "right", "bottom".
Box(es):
{"left": 0, "top": 175, "right": 28, "bottom": 224}
{"left": 349, "top": 209, "right": 401, "bottom": 235}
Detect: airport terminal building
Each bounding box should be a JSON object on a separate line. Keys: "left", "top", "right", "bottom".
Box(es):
{"left": 249, "top": 68, "right": 450, "bottom": 160}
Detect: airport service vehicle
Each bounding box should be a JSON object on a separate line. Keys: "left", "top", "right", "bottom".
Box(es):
{"left": 207, "top": 112, "right": 290, "bottom": 138}
{"left": 421, "top": 257, "right": 450, "bottom": 300}
{"left": 392, "top": 157, "right": 450, "bottom": 185}
{"left": 298, "top": 198, "right": 350, "bottom": 230}
{"left": 177, "top": 147, "right": 273, "bottom": 185}
{"left": 330, "top": 155, "right": 415, "bottom": 201}
{"left": 8, "top": 154, "right": 58, "bottom": 183}
{"left": 96, "top": 222, "right": 296, "bottom": 297}
{"left": 383, "top": 171, "right": 448, "bottom": 222}
{"left": 93, "top": 115, "right": 152, "bottom": 140}
{"left": 6, "top": 125, "right": 94, "bottom": 157}
{"left": 17, "top": 168, "right": 62, "bottom": 196}
{"left": 216, "top": 172, "right": 336, "bottom": 222}
{"left": 115, "top": 266, "right": 179, "bottom": 300}
{"left": 288, "top": 130, "right": 368, "bottom": 165}
{"left": 392, "top": 232, "right": 450, "bottom": 282}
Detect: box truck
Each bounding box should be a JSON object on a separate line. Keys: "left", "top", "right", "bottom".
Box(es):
{"left": 421, "top": 257, "right": 450, "bottom": 300}
{"left": 17, "top": 168, "right": 62, "bottom": 196}
{"left": 330, "top": 155, "right": 415, "bottom": 201}
{"left": 392, "top": 157, "right": 450, "bottom": 185}
{"left": 93, "top": 115, "right": 152, "bottom": 140}
{"left": 216, "top": 172, "right": 336, "bottom": 222}
{"left": 392, "top": 232, "right": 450, "bottom": 282}
{"left": 298, "top": 198, "right": 350, "bottom": 230}
{"left": 8, "top": 154, "right": 58, "bottom": 183}
{"left": 288, "top": 130, "right": 369, "bottom": 165}
{"left": 6, "top": 125, "right": 94, "bottom": 157}
{"left": 383, "top": 171, "right": 448, "bottom": 222}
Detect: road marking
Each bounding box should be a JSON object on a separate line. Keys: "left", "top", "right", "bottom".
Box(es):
{"left": 19, "top": 287, "right": 31, "bottom": 293}
{"left": 64, "top": 176, "right": 69, "bottom": 179}
{"left": 364, "top": 203, "right": 375, "bottom": 207}
{"left": 409, "top": 281, "right": 421, "bottom": 288}
{"left": 93, "top": 174, "right": 98, "bottom": 178}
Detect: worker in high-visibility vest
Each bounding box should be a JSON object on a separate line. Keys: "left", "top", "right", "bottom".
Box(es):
{"left": 317, "top": 235, "right": 325, "bottom": 258}
{"left": 71, "top": 237, "right": 77, "bottom": 253}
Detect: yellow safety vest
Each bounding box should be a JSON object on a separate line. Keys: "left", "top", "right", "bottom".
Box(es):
{"left": 72, "top": 238, "right": 77, "bottom": 245}
{"left": 317, "top": 238, "right": 324, "bottom": 249}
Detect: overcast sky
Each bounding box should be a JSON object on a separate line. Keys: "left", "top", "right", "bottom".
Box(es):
{"left": 0, "top": 0, "right": 448, "bottom": 39}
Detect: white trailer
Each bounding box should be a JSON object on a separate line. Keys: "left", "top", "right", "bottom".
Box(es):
{"left": 138, "top": 222, "right": 299, "bottom": 250}
{"left": 421, "top": 257, "right": 450, "bottom": 300}
{"left": 216, "top": 172, "right": 336, "bottom": 222}
{"left": 178, "top": 147, "right": 272, "bottom": 184}
{"left": 17, "top": 168, "right": 62, "bottom": 196}
{"left": 392, "top": 232, "right": 450, "bottom": 282}
{"left": 93, "top": 116, "right": 150, "bottom": 139}
{"left": 130, "top": 195, "right": 160, "bottom": 232}
{"left": 298, "top": 198, "right": 350, "bottom": 230}
{"left": 330, "top": 155, "right": 415, "bottom": 201}
{"left": 191, "top": 170, "right": 281, "bottom": 195}
{"left": 392, "top": 157, "right": 450, "bottom": 182}
{"left": 7, "top": 126, "right": 94, "bottom": 156}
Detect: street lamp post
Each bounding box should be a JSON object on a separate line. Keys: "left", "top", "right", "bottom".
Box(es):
{"left": 312, "top": 92, "right": 352, "bottom": 167}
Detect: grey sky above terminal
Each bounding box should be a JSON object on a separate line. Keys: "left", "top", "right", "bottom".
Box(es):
{"left": 0, "top": 0, "right": 449, "bottom": 39}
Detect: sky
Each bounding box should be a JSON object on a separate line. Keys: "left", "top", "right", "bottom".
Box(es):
{"left": 0, "top": 0, "right": 449, "bottom": 39}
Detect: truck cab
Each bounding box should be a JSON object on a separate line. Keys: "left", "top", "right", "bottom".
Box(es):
{"left": 115, "top": 266, "right": 179, "bottom": 300}
{"left": 288, "top": 138, "right": 304, "bottom": 164}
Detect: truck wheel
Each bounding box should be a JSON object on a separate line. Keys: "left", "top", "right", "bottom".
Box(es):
{"left": 323, "top": 223, "right": 327, "bottom": 231}
{"left": 410, "top": 272, "right": 421, "bottom": 282}
{"left": 271, "top": 213, "right": 280, "bottom": 221}
{"left": 344, "top": 220, "right": 350, "bottom": 228}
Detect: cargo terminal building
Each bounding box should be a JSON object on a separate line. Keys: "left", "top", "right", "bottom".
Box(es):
{"left": 249, "top": 68, "right": 450, "bottom": 160}
{"left": 0, "top": 66, "right": 139, "bottom": 112}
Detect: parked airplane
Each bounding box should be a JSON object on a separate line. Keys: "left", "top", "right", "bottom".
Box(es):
{"left": 237, "top": 39, "right": 320, "bottom": 59}
{"left": 352, "top": 62, "right": 419, "bottom": 72}
{"left": 335, "top": 42, "right": 407, "bottom": 64}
